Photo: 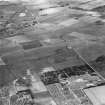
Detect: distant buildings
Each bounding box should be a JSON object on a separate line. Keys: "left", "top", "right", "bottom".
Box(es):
{"left": 40, "top": 60, "right": 105, "bottom": 105}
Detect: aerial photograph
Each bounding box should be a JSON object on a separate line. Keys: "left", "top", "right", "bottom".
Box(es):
{"left": 1, "top": 0, "right": 105, "bottom": 105}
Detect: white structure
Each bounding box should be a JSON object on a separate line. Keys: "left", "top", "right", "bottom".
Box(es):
{"left": 41, "top": 67, "right": 55, "bottom": 73}
{"left": 0, "top": 58, "right": 5, "bottom": 65}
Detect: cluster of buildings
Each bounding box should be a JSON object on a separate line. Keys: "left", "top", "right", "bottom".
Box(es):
{"left": 40, "top": 63, "right": 105, "bottom": 105}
